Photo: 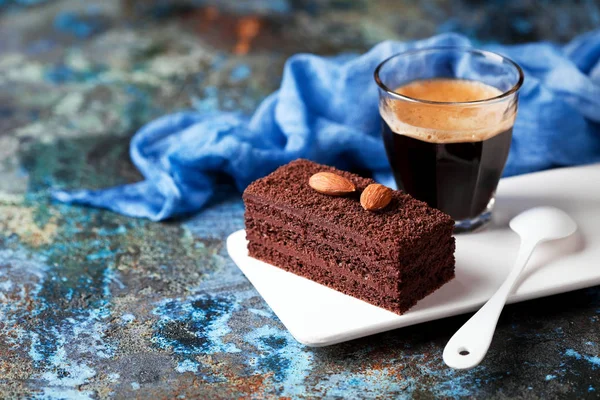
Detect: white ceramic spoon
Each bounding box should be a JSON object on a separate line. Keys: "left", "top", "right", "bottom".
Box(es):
{"left": 443, "top": 206, "right": 577, "bottom": 370}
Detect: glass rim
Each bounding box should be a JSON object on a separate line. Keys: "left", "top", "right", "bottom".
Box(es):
{"left": 373, "top": 46, "right": 524, "bottom": 106}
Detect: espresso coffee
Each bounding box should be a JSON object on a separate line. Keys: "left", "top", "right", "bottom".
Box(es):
{"left": 381, "top": 79, "right": 515, "bottom": 221}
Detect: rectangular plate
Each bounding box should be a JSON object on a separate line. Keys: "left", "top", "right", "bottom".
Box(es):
{"left": 227, "top": 164, "right": 600, "bottom": 346}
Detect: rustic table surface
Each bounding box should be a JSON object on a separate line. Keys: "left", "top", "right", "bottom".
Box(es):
{"left": 1, "top": 0, "right": 599, "bottom": 398}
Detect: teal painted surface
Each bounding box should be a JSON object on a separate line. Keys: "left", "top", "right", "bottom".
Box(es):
{"left": 0, "top": 0, "right": 599, "bottom": 398}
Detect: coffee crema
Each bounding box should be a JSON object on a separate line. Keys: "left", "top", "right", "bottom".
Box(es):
{"left": 394, "top": 78, "right": 501, "bottom": 102}
{"left": 381, "top": 78, "right": 516, "bottom": 144}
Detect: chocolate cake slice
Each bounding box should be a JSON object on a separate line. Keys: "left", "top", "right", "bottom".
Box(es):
{"left": 243, "top": 159, "right": 455, "bottom": 315}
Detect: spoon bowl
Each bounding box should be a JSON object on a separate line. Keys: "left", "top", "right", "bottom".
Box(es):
{"left": 509, "top": 206, "right": 577, "bottom": 243}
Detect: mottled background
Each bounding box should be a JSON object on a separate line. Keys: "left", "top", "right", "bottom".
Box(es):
{"left": 0, "top": 0, "right": 599, "bottom": 399}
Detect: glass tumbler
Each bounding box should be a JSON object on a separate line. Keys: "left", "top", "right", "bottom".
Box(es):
{"left": 374, "top": 47, "right": 524, "bottom": 232}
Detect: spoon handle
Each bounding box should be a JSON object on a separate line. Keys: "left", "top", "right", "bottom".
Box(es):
{"left": 443, "top": 239, "right": 538, "bottom": 370}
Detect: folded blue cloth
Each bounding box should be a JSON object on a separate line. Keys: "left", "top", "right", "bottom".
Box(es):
{"left": 53, "top": 32, "right": 600, "bottom": 221}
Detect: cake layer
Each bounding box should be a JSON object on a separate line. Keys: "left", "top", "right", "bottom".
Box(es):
{"left": 247, "top": 224, "right": 454, "bottom": 296}
{"left": 247, "top": 230, "right": 455, "bottom": 298}
{"left": 246, "top": 236, "right": 401, "bottom": 297}
{"left": 249, "top": 242, "right": 455, "bottom": 314}
{"left": 245, "top": 214, "right": 454, "bottom": 288}
{"left": 244, "top": 197, "right": 453, "bottom": 272}
{"left": 245, "top": 208, "right": 401, "bottom": 279}
{"left": 243, "top": 160, "right": 454, "bottom": 254}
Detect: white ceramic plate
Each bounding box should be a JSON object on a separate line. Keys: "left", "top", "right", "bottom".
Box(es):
{"left": 227, "top": 164, "right": 600, "bottom": 347}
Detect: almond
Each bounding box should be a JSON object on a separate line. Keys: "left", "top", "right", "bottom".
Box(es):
{"left": 360, "top": 183, "right": 392, "bottom": 211}
{"left": 309, "top": 172, "right": 356, "bottom": 196}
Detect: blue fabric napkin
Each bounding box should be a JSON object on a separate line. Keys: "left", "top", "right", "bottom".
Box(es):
{"left": 53, "top": 32, "right": 600, "bottom": 221}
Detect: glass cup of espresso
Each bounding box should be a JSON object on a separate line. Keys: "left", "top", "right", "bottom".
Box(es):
{"left": 374, "top": 47, "right": 524, "bottom": 232}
